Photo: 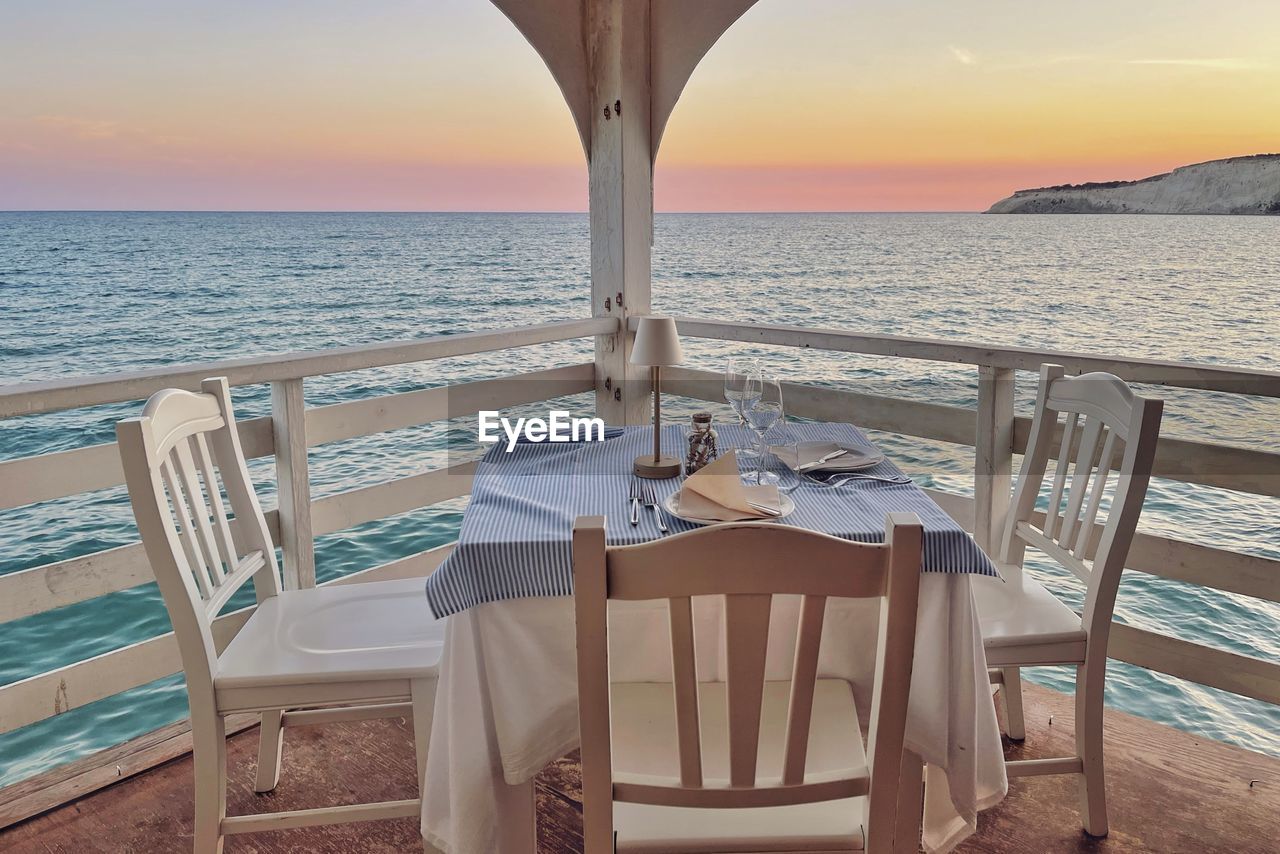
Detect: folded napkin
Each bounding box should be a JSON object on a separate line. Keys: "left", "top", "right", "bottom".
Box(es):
{"left": 677, "top": 450, "right": 780, "bottom": 521}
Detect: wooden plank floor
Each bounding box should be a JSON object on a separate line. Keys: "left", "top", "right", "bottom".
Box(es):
{"left": 2, "top": 683, "right": 1277, "bottom": 853}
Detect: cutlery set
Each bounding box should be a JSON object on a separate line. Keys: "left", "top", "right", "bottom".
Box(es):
{"left": 629, "top": 478, "right": 669, "bottom": 532}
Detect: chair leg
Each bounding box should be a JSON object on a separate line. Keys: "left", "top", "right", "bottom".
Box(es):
{"left": 1000, "top": 667, "right": 1026, "bottom": 741}
{"left": 410, "top": 677, "right": 437, "bottom": 792}
{"left": 497, "top": 779, "right": 538, "bottom": 854}
{"left": 892, "top": 750, "right": 925, "bottom": 854}
{"left": 253, "top": 709, "right": 285, "bottom": 793}
{"left": 191, "top": 709, "right": 227, "bottom": 854}
{"left": 1075, "top": 662, "right": 1109, "bottom": 837}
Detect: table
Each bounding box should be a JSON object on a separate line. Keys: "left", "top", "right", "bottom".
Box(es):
{"left": 421, "top": 424, "right": 1008, "bottom": 853}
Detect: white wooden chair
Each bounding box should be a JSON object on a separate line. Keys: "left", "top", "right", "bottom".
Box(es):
{"left": 117, "top": 377, "right": 444, "bottom": 853}
{"left": 973, "top": 364, "right": 1163, "bottom": 838}
{"left": 572, "top": 513, "right": 923, "bottom": 854}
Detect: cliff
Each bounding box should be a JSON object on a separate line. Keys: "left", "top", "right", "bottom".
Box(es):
{"left": 987, "top": 154, "right": 1280, "bottom": 214}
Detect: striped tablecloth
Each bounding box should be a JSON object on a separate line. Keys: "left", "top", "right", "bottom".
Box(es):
{"left": 425, "top": 422, "right": 999, "bottom": 618}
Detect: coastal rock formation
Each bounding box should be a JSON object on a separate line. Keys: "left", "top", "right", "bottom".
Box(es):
{"left": 987, "top": 153, "right": 1280, "bottom": 214}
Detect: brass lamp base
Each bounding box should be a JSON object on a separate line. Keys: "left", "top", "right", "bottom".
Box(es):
{"left": 634, "top": 455, "right": 682, "bottom": 479}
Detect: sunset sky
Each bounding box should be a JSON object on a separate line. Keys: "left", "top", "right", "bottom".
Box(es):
{"left": 2, "top": 0, "right": 1278, "bottom": 211}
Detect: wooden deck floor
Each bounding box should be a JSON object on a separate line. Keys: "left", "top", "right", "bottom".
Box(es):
{"left": 2, "top": 683, "right": 1277, "bottom": 853}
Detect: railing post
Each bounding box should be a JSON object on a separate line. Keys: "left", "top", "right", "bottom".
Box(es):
{"left": 271, "top": 378, "right": 315, "bottom": 589}
{"left": 975, "top": 365, "right": 1015, "bottom": 554}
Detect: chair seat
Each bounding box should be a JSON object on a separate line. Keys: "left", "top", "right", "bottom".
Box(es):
{"left": 216, "top": 577, "right": 445, "bottom": 691}
{"left": 973, "top": 570, "right": 1086, "bottom": 665}
{"left": 610, "top": 679, "right": 868, "bottom": 853}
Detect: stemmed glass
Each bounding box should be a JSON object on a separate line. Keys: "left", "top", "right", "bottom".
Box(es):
{"left": 744, "top": 375, "right": 784, "bottom": 485}
{"left": 724, "top": 358, "right": 762, "bottom": 462}
{"left": 766, "top": 421, "right": 802, "bottom": 494}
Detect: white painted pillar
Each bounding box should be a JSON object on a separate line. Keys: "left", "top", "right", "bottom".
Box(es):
{"left": 588, "top": 0, "right": 653, "bottom": 425}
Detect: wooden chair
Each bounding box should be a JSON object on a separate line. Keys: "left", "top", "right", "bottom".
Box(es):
{"left": 974, "top": 364, "right": 1163, "bottom": 838}
{"left": 572, "top": 513, "right": 924, "bottom": 853}
{"left": 117, "top": 377, "right": 444, "bottom": 853}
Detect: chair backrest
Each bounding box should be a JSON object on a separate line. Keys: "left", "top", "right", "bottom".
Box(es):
{"left": 571, "top": 513, "right": 923, "bottom": 854}
{"left": 999, "top": 364, "right": 1163, "bottom": 639}
{"left": 117, "top": 377, "right": 281, "bottom": 711}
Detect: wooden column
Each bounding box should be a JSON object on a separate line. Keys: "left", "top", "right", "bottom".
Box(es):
{"left": 588, "top": 0, "right": 653, "bottom": 425}
{"left": 974, "top": 365, "right": 1015, "bottom": 554}
{"left": 271, "top": 378, "right": 315, "bottom": 589}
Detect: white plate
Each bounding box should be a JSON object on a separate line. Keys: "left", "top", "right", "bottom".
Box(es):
{"left": 773, "top": 442, "right": 884, "bottom": 473}
{"left": 662, "top": 491, "right": 796, "bottom": 526}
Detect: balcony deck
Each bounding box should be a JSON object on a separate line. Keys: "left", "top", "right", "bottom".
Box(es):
{"left": 2, "top": 683, "right": 1276, "bottom": 853}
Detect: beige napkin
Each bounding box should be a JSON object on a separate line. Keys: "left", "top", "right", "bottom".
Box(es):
{"left": 677, "top": 450, "right": 780, "bottom": 521}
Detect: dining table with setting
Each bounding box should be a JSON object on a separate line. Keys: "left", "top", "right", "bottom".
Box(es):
{"left": 419, "top": 420, "right": 1009, "bottom": 854}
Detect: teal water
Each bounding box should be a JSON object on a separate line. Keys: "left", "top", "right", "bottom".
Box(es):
{"left": 1, "top": 211, "right": 1277, "bottom": 785}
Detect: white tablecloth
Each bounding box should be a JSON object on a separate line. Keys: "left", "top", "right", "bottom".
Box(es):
{"left": 422, "top": 574, "right": 1007, "bottom": 853}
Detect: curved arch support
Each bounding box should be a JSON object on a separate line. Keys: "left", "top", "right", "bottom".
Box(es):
{"left": 489, "top": 0, "right": 592, "bottom": 155}
{"left": 651, "top": 0, "right": 760, "bottom": 157}
{"left": 490, "top": 0, "right": 759, "bottom": 161}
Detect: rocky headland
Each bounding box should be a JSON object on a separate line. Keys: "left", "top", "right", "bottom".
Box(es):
{"left": 987, "top": 154, "right": 1280, "bottom": 214}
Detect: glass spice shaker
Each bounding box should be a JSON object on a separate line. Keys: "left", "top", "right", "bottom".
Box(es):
{"left": 685, "top": 412, "right": 719, "bottom": 474}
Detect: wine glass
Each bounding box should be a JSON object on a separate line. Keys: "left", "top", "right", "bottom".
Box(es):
{"left": 766, "top": 421, "right": 802, "bottom": 494}
{"left": 724, "top": 358, "right": 761, "bottom": 461}
{"left": 744, "top": 375, "right": 784, "bottom": 485}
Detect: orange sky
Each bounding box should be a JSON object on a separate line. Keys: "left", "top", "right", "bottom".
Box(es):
{"left": 2, "top": 0, "right": 1278, "bottom": 211}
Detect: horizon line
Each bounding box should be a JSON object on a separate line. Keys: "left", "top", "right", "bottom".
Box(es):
{"left": 0, "top": 209, "right": 983, "bottom": 215}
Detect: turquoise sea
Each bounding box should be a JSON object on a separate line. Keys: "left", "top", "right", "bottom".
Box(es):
{"left": 1, "top": 211, "right": 1277, "bottom": 786}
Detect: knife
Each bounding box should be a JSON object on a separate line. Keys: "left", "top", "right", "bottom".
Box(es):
{"left": 747, "top": 501, "right": 784, "bottom": 517}
{"left": 796, "top": 448, "right": 849, "bottom": 471}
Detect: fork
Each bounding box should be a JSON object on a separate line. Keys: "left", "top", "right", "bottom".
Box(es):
{"left": 641, "top": 483, "right": 669, "bottom": 533}
{"left": 629, "top": 478, "right": 641, "bottom": 526}
{"left": 803, "top": 471, "right": 912, "bottom": 487}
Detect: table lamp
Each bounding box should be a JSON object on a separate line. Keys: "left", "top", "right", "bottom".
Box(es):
{"left": 630, "top": 315, "right": 684, "bottom": 478}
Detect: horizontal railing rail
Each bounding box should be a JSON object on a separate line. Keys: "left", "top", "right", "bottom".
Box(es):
{"left": 0, "top": 363, "right": 597, "bottom": 513}
{"left": 0, "top": 538, "right": 463, "bottom": 736}
{"left": 658, "top": 317, "right": 1280, "bottom": 398}
{"left": 0, "top": 317, "right": 615, "bottom": 418}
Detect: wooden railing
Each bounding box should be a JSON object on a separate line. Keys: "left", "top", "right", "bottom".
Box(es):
{"left": 658, "top": 317, "right": 1280, "bottom": 708}
{"left": 1, "top": 313, "right": 1278, "bottom": 817}
{"left": 0, "top": 318, "right": 613, "bottom": 741}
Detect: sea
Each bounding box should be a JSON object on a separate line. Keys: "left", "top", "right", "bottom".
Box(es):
{"left": 1, "top": 211, "right": 1277, "bottom": 787}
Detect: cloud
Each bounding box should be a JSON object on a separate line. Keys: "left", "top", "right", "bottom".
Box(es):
{"left": 32, "top": 115, "right": 194, "bottom": 149}
{"left": 945, "top": 52, "right": 1266, "bottom": 74}
{"left": 1126, "top": 57, "right": 1267, "bottom": 71}
{"left": 36, "top": 115, "right": 123, "bottom": 139}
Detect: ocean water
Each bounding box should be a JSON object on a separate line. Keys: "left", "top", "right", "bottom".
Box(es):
{"left": 1, "top": 211, "right": 1277, "bottom": 786}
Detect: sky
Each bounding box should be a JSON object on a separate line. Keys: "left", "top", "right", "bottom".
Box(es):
{"left": 1, "top": 0, "right": 1278, "bottom": 212}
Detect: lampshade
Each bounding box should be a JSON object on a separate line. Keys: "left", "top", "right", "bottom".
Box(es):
{"left": 630, "top": 316, "right": 684, "bottom": 366}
